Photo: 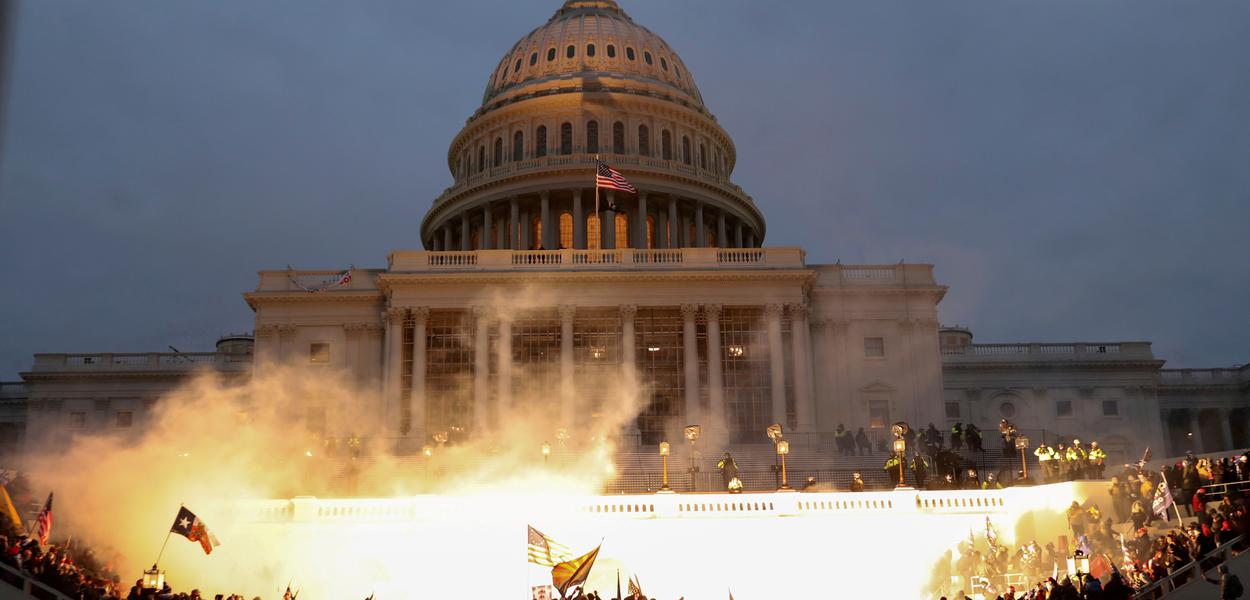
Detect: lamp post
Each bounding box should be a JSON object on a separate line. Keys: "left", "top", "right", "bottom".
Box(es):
{"left": 1066, "top": 551, "right": 1090, "bottom": 582}
{"left": 777, "top": 439, "right": 791, "bottom": 490}
{"left": 658, "top": 442, "right": 672, "bottom": 492}
{"left": 542, "top": 441, "right": 551, "bottom": 464}
{"left": 767, "top": 423, "right": 784, "bottom": 488}
{"left": 683, "top": 425, "right": 701, "bottom": 490}
{"left": 1015, "top": 435, "right": 1030, "bottom": 482}
{"left": 142, "top": 565, "right": 164, "bottom": 590}
{"left": 893, "top": 438, "right": 907, "bottom": 487}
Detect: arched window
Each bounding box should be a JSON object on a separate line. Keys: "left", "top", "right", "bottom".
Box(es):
{"left": 500, "top": 64, "right": 509, "bottom": 80}
{"left": 586, "top": 120, "right": 599, "bottom": 154}
{"left": 699, "top": 143, "right": 707, "bottom": 170}
{"left": 477, "top": 145, "right": 486, "bottom": 173}
{"left": 714, "top": 150, "right": 722, "bottom": 174}
{"left": 559, "top": 212, "right": 573, "bottom": 249}
{"left": 547, "top": 48, "right": 556, "bottom": 62}
{"left": 531, "top": 216, "right": 543, "bottom": 250}
{"left": 681, "top": 136, "right": 691, "bottom": 165}
{"left": 535, "top": 126, "right": 548, "bottom": 158}
{"left": 514, "top": 58, "right": 522, "bottom": 73}
{"left": 646, "top": 215, "right": 656, "bottom": 249}
{"left": 612, "top": 121, "right": 625, "bottom": 154}
{"left": 461, "top": 150, "right": 469, "bottom": 177}
{"left": 513, "top": 131, "right": 524, "bottom": 161}
{"left": 493, "top": 137, "right": 503, "bottom": 167}
{"left": 660, "top": 57, "right": 668, "bottom": 71}
{"left": 530, "top": 52, "right": 538, "bottom": 66}
{"left": 566, "top": 45, "right": 575, "bottom": 59}
{"left": 644, "top": 51, "right": 653, "bottom": 65}
{"left": 639, "top": 125, "right": 651, "bottom": 157}
{"left": 626, "top": 47, "right": 635, "bottom": 61}
{"left": 615, "top": 212, "right": 630, "bottom": 249}
{"left": 607, "top": 45, "right": 616, "bottom": 58}
{"left": 560, "top": 122, "right": 573, "bottom": 155}
{"left": 587, "top": 214, "right": 601, "bottom": 250}
{"left": 661, "top": 130, "right": 672, "bottom": 160}
{"left": 586, "top": 44, "right": 595, "bottom": 57}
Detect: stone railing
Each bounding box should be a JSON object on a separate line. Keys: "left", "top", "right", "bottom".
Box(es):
{"left": 386, "top": 247, "right": 806, "bottom": 272}
{"left": 810, "top": 263, "right": 939, "bottom": 288}
{"left": 1159, "top": 367, "right": 1248, "bottom": 385}
{"left": 942, "top": 342, "right": 1154, "bottom": 361}
{"left": 29, "top": 352, "right": 252, "bottom": 372}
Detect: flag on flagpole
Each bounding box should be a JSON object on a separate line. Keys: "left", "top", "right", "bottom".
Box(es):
{"left": 0, "top": 484, "right": 21, "bottom": 530}
{"left": 1152, "top": 472, "right": 1175, "bottom": 520}
{"left": 551, "top": 544, "right": 601, "bottom": 598}
{"left": 34, "top": 492, "right": 52, "bottom": 546}
{"left": 596, "top": 159, "right": 637, "bottom": 195}
{"left": 628, "top": 575, "right": 642, "bottom": 599}
{"left": 985, "top": 516, "right": 999, "bottom": 549}
{"left": 171, "top": 506, "right": 221, "bottom": 555}
{"left": 528, "top": 525, "right": 575, "bottom": 567}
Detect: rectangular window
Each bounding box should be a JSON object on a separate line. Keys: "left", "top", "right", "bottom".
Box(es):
{"left": 1056, "top": 400, "right": 1073, "bottom": 417}
{"left": 864, "top": 337, "right": 885, "bottom": 358}
{"left": 309, "top": 343, "right": 330, "bottom": 363}
{"left": 945, "top": 402, "right": 960, "bottom": 419}
{"left": 69, "top": 412, "right": 86, "bottom": 429}
{"left": 1102, "top": 400, "right": 1119, "bottom": 416}
{"left": 868, "top": 400, "right": 889, "bottom": 429}
{"left": 116, "top": 411, "right": 133, "bottom": 428}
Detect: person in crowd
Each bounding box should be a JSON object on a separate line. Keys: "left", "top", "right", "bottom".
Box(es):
{"left": 717, "top": 451, "right": 740, "bottom": 493}
{"left": 999, "top": 418, "right": 1018, "bottom": 458}
{"left": 1088, "top": 441, "right": 1107, "bottom": 479}
{"left": 1035, "top": 443, "right": 1058, "bottom": 483}
{"left": 1205, "top": 564, "right": 1243, "bottom": 600}
{"left": 965, "top": 424, "right": 984, "bottom": 453}
{"left": 833, "top": 423, "right": 854, "bottom": 456}
{"left": 951, "top": 423, "right": 964, "bottom": 451}
{"left": 849, "top": 471, "right": 865, "bottom": 492}
{"left": 854, "top": 427, "right": 871, "bottom": 456}
{"left": 911, "top": 452, "right": 930, "bottom": 489}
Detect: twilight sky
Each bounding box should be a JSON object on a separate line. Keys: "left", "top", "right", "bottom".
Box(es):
{"left": 1, "top": 0, "right": 1248, "bottom": 378}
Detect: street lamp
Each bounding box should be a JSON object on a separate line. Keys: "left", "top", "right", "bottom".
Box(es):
{"left": 776, "top": 440, "right": 792, "bottom": 490}
{"left": 1015, "top": 435, "right": 1030, "bottom": 482}
{"left": 421, "top": 444, "right": 433, "bottom": 457}
{"left": 143, "top": 565, "right": 164, "bottom": 590}
{"left": 893, "top": 438, "right": 907, "bottom": 487}
{"left": 658, "top": 442, "right": 672, "bottom": 492}
{"left": 542, "top": 441, "right": 551, "bottom": 464}
{"left": 1066, "top": 550, "right": 1090, "bottom": 580}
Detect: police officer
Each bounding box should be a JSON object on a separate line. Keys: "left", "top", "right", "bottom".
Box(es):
{"left": 1088, "top": 441, "right": 1108, "bottom": 479}
{"left": 1035, "top": 443, "right": 1058, "bottom": 483}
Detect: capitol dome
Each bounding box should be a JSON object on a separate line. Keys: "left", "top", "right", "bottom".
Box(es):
{"left": 421, "top": 0, "right": 766, "bottom": 252}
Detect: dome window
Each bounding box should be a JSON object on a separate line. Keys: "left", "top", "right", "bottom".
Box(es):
{"left": 512, "top": 131, "right": 524, "bottom": 162}
{"left": 566, "top": 45, "right": 575, "bottom": 59}
{"left": 644, "top": 51, "right": 653, "bottom": 65}
{"left": 626, "top": 47, "right": 635, "bottom": 61}
{"left": 637, "top": 125, "right": 650, "bottom": 157}
{"left": 612, "top": 121, "right": 625, "bottom": 154}
{"left": 681, "top": 136, "right": 691, "bottom": 165}
{"left": 607, "top": 45, "right": 616, "bottom": 58}
{"left": 559, "top": 212, "right": 574, "bottom": 249}
{"left": 501, "top": 64, "right": 509, "bottom": 79}
{"left": 530, "top": 52, "right": 538, "bottom": 66}
{"left": 586, "top": 120, "right": 599, "bottom": 154}
{"left": 514, "top": 58, "right": 522, "bottom": 73}
{"left": 560, "top": 122, "right": 573, "bottom": 155}
{"left": 675, "top": 65, "right": 682, "bottom": 79}
{"left": 477, "top": 145, "right": 486, "bottom": 173}
{"left": 699, "top": 143, "right": 707, "bottom": 170}
{"left": 586, "top": 44, "right": 596, "bottom": 57}
{"left": 493, "top": 137, "right": 503, "bottom": 167}
{"left": 661, "top": 130, "right": 672, "bottom": 160}
{"left": 535, "top": 126, "right": 548, "bottom": 158}
{"left": 660, "top": 57, "right": 668, "bottom": 71}
{"left": 547, "top": 48, "right": 557, "bottom": 62}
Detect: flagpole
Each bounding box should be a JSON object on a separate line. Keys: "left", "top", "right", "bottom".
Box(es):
{"left": 1159, "top": 469, "right": 1183, "bottom": 523}
{"left": 594, "top": 155, "right": 601, "bottom": 239}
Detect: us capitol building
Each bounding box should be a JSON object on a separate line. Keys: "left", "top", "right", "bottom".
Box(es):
{"left": 3, "top": 0, "right": 1246, "bottom": 469}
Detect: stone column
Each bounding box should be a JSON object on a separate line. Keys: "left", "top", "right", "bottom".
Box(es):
{"left": 497, "top": 314, "right": 513, "bottom": 410}
{"left": 460, "top": 212, "right": 471, "bottom": 251}
{"left": 716, "top": 211, "right": 727, "bottom": 248}
{"left": 509, "top": 196, "right": 520, "bottom": 250}
{"left": 655, "top": 201, "right": 669, "bottom": 249}
{"left": 704, "top": 304, "right": 725, "bottom": 434}
{"left": 636, "top": 192, "right": 648, "bottom": 249}
{"left": 621, "top": 304, "right": 638, "bottom": 378}
{"left": 473, "top": 306, "right": 491, "bottom": 434}
{"left": 681, "top": 304, "right": 701, "bottom": 425}
{"left": 765, "top": 303, "right": 787, "bottom": 427}
{"left": 482, "top": 204, "right": 493, "bottom": 250}
{"left": 602, "top": 191, "right": 615, "bottom": 249}
{"left": 559, "top": 305, "right": 576, "bottom": 427}
{"left": 443, "top": 226, "right": 452, "bottom": 252}
{"left": 520, "top": 207, "right": 531, "bottom": 249}
{"left": 667, "top": 196, "right": 679, "bottom": 248}
{"left": 431, "top": 234, "right": 442, "bottom": 252}
{"left": 410, "top": 307, "right": 429, "bottom": 442}
{"left": 384, "top": 308, "right": 406, "bottom": 435}
{"left": 695, "top": 202, "right": 705, "bottom": 248}
{"left": 572, "top": 189, "right": 586, "bottom": 249}
{"left": 746, "top": 231, "right": 755, "bottom": 248}
{"left": 789, "top": 303, "right": 815, "bottom": 432}
{"left": 540, "top": 191, "right": 553, "bottom": 250}
{"left": 1221, "top": 409, "right": 1236, "bottom": 452}
{"left": 734, "top": 221, "right": 743, "bottom": 248}
{"left": 1187, "top": 409, "right": 1205, "bottom": 453}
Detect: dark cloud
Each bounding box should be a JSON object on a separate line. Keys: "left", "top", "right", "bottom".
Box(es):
{"left": 2, "top": 0, "right": 1248, "bottom": 378}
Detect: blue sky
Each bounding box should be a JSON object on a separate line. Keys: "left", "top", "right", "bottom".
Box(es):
{"left": 1, "top": 0, "right": 1248, "bottom": 378}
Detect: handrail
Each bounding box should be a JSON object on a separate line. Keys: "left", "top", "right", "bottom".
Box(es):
{"left": 1132, "top": 533, "right": 1246, "bottom": 599}
{"left": 0, "top": 560, "right": 75, "bottom": 600}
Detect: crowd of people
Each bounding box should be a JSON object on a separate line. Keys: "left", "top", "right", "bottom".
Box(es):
{"left": 933, "top": 449, "right": 1250, "bottom": 600}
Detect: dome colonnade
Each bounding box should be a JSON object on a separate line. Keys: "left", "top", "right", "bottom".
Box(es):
{"left": 420, "top": 0, "right": 765, "bottom": 253}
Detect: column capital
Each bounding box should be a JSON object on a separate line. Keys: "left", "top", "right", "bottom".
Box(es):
{"left": 558, "top": 304, "right": 577, "bottom": 320}
{"left": 764, "top": 303, "right": 785, "bottom": 318}
{"left": 809, "top": 318, "right": 828, "bottom": 332}
{"left": 786, "top": 302, "right": 809, "bottom": 320}
{"left": 471, "top": 305, "right": 495, "bottom": 321}
{"left": 277, "top": 324, "right": 298, "bottom": 339}
{"left": 620, "top": 304, "right": 638, "bottom": 320}
{"left": 255, "top": 324, "right": 280, "bottom": 339}
{"left": 703, "top": 304, "right": 722, "bottom": 320}
{"left": 343, "top": 323, "right": 369, "bottom": 338}
{"left": 680, "top": 303, "right": 700, "bottom": 320}
{"left": 410, "top": 306, "right": 430, "bottom": 321}
{"left": 539, "top": 189, "right": 550, "bottom": 200}
{"left": 383, "top": 307, "right": 407, "bottom": 324}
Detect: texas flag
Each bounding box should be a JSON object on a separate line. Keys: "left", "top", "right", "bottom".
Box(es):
{"left": 170, "top": 506, "right": 221, "bottom": 555}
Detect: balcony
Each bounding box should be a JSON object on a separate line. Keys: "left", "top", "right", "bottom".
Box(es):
{"left": 386, "top": 247, "right": 804, "bottom": 273}
{"left": 1159, "top": 366, "right": 1248, "bottom": 386}
{"left": 941, "top": 342, "right": 1156, "bottom": 362}
{"left": 28, "top": 352, "right": 252, "bottom": 373}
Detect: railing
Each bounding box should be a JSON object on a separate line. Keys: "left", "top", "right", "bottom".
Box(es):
{"left": 0, "top": 561, "right": 74, "bottom": 600}
{"left": 31, "top": 352, "right": 251, "bottom": 372}
{"left": 1160, "top": 368, "right": 1247, "bottom": 385}
{"left": 1132, "top": 534, "right": 1246, "bottom": 599}
{"left": 942, "top": 342, "right": 1153, "bottom": 361}
{"left": 386, "top": 247, "right": 807, "bottom": 272}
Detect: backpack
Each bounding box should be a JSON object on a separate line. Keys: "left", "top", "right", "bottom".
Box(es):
{"left": 1227, "top": 574, "right": 1243, "bottom": 599}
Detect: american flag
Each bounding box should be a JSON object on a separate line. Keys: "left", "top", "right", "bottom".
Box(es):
{"left": 595, "top": 160, "right": 636, "bottom": 194}
{"left": 627, "top": 575, "right": 642, "bottom": 599}
{"left": 34, "top": 492, "right": 52, "bottom": 546}
{"left": 527, "top": 525, "right": 573, "bottom": 567}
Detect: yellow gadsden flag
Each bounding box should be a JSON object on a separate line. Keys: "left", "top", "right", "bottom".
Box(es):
{"left": 0, "top": 485, "right": 21, "bottom": 530}
{"left": 551, "top": 544, "right": 601, "bottom": 598}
